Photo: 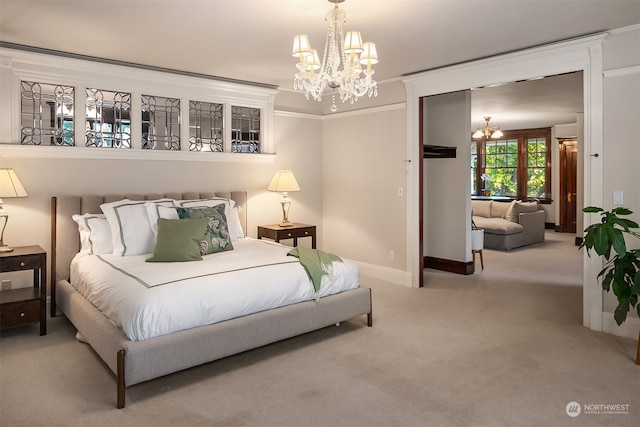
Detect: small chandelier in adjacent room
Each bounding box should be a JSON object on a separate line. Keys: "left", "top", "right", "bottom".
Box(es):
{"left": 292, "top": 0, "right": 379, "bottom": 112}
{"left": 473, "top": 116, "right": 504, "bottom": 139}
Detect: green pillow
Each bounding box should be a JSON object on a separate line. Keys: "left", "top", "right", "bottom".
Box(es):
{"left": 176, "top": 205, "right": 234, "bottom": 255}
{"left": 146, "top": 218, "right": 209, "bottom": 263}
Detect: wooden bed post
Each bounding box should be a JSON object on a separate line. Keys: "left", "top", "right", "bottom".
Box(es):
{"left": 117, "top": 349, "right": 126, "bottom": 409}
{"left": 50, "top": 197, "right": 57, "bottom": 318}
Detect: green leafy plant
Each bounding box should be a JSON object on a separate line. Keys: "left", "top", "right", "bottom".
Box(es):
{"left": 580, "top": 206, "right": 640, "bottom": 364}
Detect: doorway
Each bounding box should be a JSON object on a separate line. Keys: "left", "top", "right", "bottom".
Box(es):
{"left": 559, "top": 137, "right": 578, "bottom": 234}
{"left": 404, "top": 34, "right": 606, "bottom": 332}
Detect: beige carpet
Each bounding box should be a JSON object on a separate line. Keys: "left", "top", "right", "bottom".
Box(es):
{"left": 1, "top": 231, "right": 638, "bottom": 427}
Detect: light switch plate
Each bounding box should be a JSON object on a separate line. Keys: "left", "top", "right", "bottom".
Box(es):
{"left": 613, "top": 191, "right": 624, "bottom": 205}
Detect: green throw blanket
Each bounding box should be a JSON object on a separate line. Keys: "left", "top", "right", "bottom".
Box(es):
{"left": 287, "top": 247, "right": 342, "bottom": 298}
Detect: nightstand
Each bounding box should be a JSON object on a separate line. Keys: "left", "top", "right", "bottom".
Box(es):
{"left": 257, "top": 223, "right": 316, "bottom": 249}
{"left": 0, "top": 245, "right": 47, "bottom": 335}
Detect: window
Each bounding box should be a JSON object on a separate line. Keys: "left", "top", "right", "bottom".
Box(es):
{"left": 189, "top": 100, "right": 223, "bottom": 152}
{"left": 141, "top": 95, "right": 181, "bottom": 150}
{"left": 231, "top": 106, "right": 260, "bottom": 153}
{"left": 471, "top": 128, "right": 551, "bottom": 201}
{"left": 8, "top": 46, "right": 276, "bottom": 157}
{"left": 21, "top": 81, "right": 75, "bottom": 146}
{"left": 85, "top": 88, "right": 131, "bottom": 148}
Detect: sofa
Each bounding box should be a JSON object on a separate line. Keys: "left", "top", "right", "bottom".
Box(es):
{"left": 471, "top": 199, "right": 545, "bottom": 250}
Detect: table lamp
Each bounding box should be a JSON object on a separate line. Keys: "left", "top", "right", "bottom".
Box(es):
{"left": 267, "top": 170, "right": 300, "bottom": 227}
{"left": 0, "top": 168, "right": 28, "bottom": 252}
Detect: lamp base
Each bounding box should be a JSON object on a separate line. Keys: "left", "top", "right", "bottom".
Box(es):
{"left": 0, "top": 245, "right": 13, "bottom": 253}
{"left": 279, "top": 221, "right": 294, "bottom": 228}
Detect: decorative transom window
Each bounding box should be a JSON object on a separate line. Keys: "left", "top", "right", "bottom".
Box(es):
{"left": 141, "top": 95, "right": 181, "bottom": 150}
{"left": 20, "top": 80, "right": 75, "bottom": 146}
{"left": 471, "top": 128, "right": 551, "bottom": 200}
{"left": 231, "top": 106, "right": 260, "bottom": 153}
{"left": 85, "top": 88, "right": 131, "bottom": 148}
{"left": 189, "top": 100, "right": 224, "bottom": 152}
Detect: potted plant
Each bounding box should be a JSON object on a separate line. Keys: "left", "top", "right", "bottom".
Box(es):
{"left": 580, "top": 206, "right": 640, "bottom": 364}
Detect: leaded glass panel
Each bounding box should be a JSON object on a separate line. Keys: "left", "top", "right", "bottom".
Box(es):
{"left": 189, "top": 101, "right": 223, "bottom": 152}
{"left": 21, "top": 81, "right": 75, "bottom": 146}
{"left": 85, "top": 88, "right": 131, "bottom": 148}
{"left": 231, "top": 106, "right": 260, "bottom": 153}
{"left": 141, "top": 95, "right": 180, "bottom": 150}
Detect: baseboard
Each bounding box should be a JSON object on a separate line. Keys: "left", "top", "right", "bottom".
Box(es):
{"left": 424, "top": 256, "right": 474, "bottom": 275}
{"left": 602, "top": 313, "right": 640, "bottom": 340}
{"left": 546, "top": 222, "right": 556, "bottom": 230}
{"left": 353, "top": 260, "right": 413, "bottom": 287}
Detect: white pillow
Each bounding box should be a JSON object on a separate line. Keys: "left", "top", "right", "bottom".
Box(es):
{"left": 176, "top": 197, "right": 235, "bottom": 210}
{"left": 100, "top": 199, "right": 173, "bottom": 256}
{"left": 175, "top": 198, "right": 244, "bottom": 241}
{"left": 72, "top": 213, "right": 113, "bottom": 254}
{"left": 145, "top": 202, "right": 180, "bottom": 240}
{"left": 227, "top": 206, "right": 245, "bottom": 241}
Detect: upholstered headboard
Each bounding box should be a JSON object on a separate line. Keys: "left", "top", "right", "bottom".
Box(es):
{"left": 50, "top": 191, "right": 247, "bottom": 307}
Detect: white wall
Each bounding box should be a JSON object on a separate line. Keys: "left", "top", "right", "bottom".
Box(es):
{"left": 600, "top": 26, "right": 640, "bottom": 324}
{"left": 423, "top": 91, "right": 472, "bottom": 263}
{"left": 321, "top": 104, "right": 409, "bottom": 284}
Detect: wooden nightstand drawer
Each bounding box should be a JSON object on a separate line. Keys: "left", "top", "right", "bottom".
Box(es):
{"left": 0, "top": 246, "right": 47, "bottom": 335}
{"left": 0, "top": 254, "right": 41, "bottom": 272}
{"left": 1, "top": 299, "right": 40, "bottom": 329}
{"left": 257, "top": 223, "right": 316, "bottom": 248}
{"left": 281, "top": 228, "right": 313, "bottom": 239}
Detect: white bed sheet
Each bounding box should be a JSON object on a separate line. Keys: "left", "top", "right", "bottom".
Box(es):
{"left": 70, "top": 238, "right": 359, "bottom": 341}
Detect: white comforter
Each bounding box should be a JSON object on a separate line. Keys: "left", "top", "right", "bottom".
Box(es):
{"left": 70, "top": 238, "right": 359, "bottom": 341}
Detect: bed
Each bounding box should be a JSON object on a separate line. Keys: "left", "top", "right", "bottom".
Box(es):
{"left": 50, "top": 191, "right": 372, "bottom": 408}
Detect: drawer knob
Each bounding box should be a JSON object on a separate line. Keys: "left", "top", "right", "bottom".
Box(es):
{"left": 287, "top": 233, "right": 292, "bottom": 237}
{"left": 304, "top": 231, "right": 309, "bottom": 235}
{"left": 19, "top": 262, "right": 25, "bottom": 267}
{"left": 20, "top": 312, "right": 25, "bottom": 317}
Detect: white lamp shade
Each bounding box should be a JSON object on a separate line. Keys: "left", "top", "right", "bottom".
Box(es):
{"left": 292, "top": 34, "right": 312, "bottom": 58}
{"left": 0, "top": 169, "right": 28, "bottom": 198}
{"left": 359, "top": 42, "right": 379, "bottom": 65}
{"left": 344, "top": 31, "right": 364, "bottom": 54}
{"left": 491, "top": 129, "right": 504, "bottom": 139}
{"left": 268, "top": 170, "right": 300, "bottom": 193}
{"left": 305, "top": 49, "right": 322, "bottom": 71}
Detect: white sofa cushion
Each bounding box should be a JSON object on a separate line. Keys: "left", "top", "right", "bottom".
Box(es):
{"left": 473, "top": 217, "right": 524, "bottom": 235}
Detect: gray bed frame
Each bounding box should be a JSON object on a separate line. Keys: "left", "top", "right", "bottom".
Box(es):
{"left": 50, "top": 191, "right": 372, "bottom": 408}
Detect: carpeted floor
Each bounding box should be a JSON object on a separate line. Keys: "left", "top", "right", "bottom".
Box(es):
{"left": 1, "top": 231, "right": 638, "bottom": 426}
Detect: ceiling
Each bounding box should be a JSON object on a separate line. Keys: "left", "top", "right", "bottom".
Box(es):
{"left": 0, "top": 0, "right": 638, "bottom": 128}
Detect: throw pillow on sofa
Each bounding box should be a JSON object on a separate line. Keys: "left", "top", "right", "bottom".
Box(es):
{"left": 471, "top": 200, "right": 492, "bottom": 218}
{"left": 506, "top": 201, "right": 539, "bottom": 223}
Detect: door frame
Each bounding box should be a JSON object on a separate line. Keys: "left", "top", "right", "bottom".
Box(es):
{"left": 403, "top": 34, "right": 606, "bottom": 332}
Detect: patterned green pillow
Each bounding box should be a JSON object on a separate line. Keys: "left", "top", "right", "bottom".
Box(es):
{"left": 176, "top": 205, "right": 234, "bottom": 255}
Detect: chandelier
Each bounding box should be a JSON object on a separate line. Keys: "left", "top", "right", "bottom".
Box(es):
{"left": 292, "top": 0, "right": 378, "bottom": 112}
{"left": 473, "top": 116, "right": 504, "bottom": 139}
